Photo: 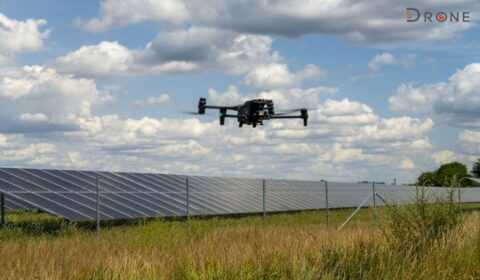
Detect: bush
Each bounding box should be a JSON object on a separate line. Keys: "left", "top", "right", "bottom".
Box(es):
{"left": 379, "top": 184, "right": 461, "bottom": 253}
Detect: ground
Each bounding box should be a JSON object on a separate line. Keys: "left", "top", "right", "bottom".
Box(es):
{"left": 0, "top": 204, "right": 479, "bottom": 279}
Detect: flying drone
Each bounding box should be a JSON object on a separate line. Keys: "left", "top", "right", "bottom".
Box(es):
{"left": 188, "top": 98, "right": 308, "bottom": 128}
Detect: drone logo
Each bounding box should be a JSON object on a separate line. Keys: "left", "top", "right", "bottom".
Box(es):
{"left": 406, "top": 8, "right": 470, "bottom": 23}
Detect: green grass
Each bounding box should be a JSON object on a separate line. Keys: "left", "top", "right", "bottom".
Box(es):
{"left": 0, "top": 207, "right": 373, "bottom": 237}
{"left": 0, "top": 202, "right": 479, "bottom": 279}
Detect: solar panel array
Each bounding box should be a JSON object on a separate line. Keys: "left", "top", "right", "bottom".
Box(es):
{"left": 1, "top": 167, "right": 480, "bottom": 221}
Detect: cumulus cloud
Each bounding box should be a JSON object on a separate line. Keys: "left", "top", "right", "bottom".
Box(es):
{"left": 77, "top": 0, "right": 478, "bottom": 44}
{"left": 51, "top": 40, "right": 201, "bottom": 77}
{"left": 389, "top": 63, "right": 480, "bottom": 128}
{"left": 76, "top": 0, "right": 189, "bottom": 32}
{"left": 0, "top": 13, "right": 50, "bottom": 65}
{"left": 0, "top": 65, "right": 110, "bottom": 133}
{"left": 0, "top": 78, "right": 436, "bottom": 182}
{"left": 244, "top": 63, "right": 326, "bottom": 89}
{"left": 132, "top": 94, "right": 171, "bottom": 107}
{"left": 53, "top": 28, "right": 291, "bottom": 80}
{"left": 208, "top": 85, "right": 338, "bottom": 110}
{"left": 67, "top": 106, "right": 433, "bottom": 181}
{"left": 458, "top": 129, "right": 480, "bottom": 154}
{"left": 2, "top": 141, "right": 56, "bottom": 162}
{"left": 19, "top": 113, "right": 48, "bottom": 122}
{"left": 399, "top": 159, "right": 415, "bottom": 170}
{"left": 53, "top": 27, "right": 325, "bottom": 93}
{"left": 350, "top": 73, "right": 381, "bottom": 82}
{"left": 368, "top": 53, "right": 395, "bottom": 71}
{"left": 368, "top": 53, "right": 415, "bottom": 71}
{"left": 432, "top": 150, "right": 459, "bottom": 165}
{"left": 52, "top": 41, "right": 136, "bottom": 77}
{"left": 207, "top": 86, "right": 433, "bottom": 148}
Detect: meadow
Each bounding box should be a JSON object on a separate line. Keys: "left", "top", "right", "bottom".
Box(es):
{"left": 0, "top": 202, "right": 479, "bottom": 279}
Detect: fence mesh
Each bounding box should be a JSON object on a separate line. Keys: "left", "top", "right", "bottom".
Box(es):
{"left": 2, "top": 177, "right": 480, "bottom": 237}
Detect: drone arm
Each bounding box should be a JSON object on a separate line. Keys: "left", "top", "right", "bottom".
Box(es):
{"left": 271, "top": 109, "right": 308, "bottom": 126}
{"left": 205, "top": 105, "right": 238, "bottom": 110}
{"left": 270, "top": 115, "right": 302, "bottom": 119}
{"left": 198, "top": 97, "right": 238, "bottom": 114}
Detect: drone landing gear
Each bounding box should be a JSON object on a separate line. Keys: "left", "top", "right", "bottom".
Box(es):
{"left": 219, "top": 108, "right": 226, "bottom": 125}
{"left": 239, "top": 122, "right": 243, "bottom": 127}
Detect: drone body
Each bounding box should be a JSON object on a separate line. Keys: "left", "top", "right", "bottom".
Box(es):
{"left": 197, "top": 98, "right": 308, "bottom": 127}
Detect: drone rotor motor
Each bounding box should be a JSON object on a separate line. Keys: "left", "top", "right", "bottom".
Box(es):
{"left": 198, "top": 98, "right": 206, "bottom": 114}
{"left": 301, "top": 109, "right": 308, "bottom": 126}
{"left": 219, "top": 108, "right": 226, "bottom": 125}
{"left": 267, "top": 102, "right": 274, "bottom": 115}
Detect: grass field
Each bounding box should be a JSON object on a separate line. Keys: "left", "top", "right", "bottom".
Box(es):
{"left": 1, "top": 203, "right": 480, "bottom": 279}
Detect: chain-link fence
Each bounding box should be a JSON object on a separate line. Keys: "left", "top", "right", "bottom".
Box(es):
{"left": 2, "top": 171, "right": 480, "bottom": 239}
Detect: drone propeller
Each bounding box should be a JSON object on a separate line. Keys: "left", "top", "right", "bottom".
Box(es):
{"left": 275, "top": 108, "right": 310, "bottom": 115}
{"left": 276, "top": 107, "right": 319, "bottom": 115}
{"left": 180, "top": 111, "right": 211, "bottom": 115}
{"left": 274, "top": 111, "right": 297, "bottom": 116}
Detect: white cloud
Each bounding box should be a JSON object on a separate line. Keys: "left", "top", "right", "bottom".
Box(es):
{"left": 132, "top": 94, "right": 171, "bottom": 107}
{"left": 350, "top": 73, "right": 381, "bottom": 82}
{"left": 3, "top": 142, "right": 56, "bottom": 162}
{"left": 52, "top": 41, "right": 135, "bottom": 77}
{"left": 53, "top": 28, "right": 286, "bottom": 80}
{"left": 314, "top": 98, "right": 379, "bottom": 126}
{"left": 458, "top": 130, "right": 480, "bottom": 154}
{"left": 76, "top": 0, "right": 188, "bottom": 32}
{"left": 76, "top": 115, "right": 214, "bottom": 145}
{"left": 399, "top": 159, "right": 415, "bottom": 170}
{"left": 409, "top": 139, "right": 433, "bottom": 149}
{"left": 432, "top": 150, "right": 459, "bottom": 165}
{"left": 67, "top": 152, "right": 88, "bottom": 167}
{"left": 2, "top": 3, "right": 477, "bottom": 183}
{"left": 19, "top": 113, "right": 48, "bottom": 122}
{"left": 53, "top": 28, "right": 327, "bottom": 94}
{"left": 244, "top": 63, "right": 325, "bottom": 89}
{"left": 0, "top": 12, "right": 50, "bottom": 62}
{"left": 0, "top": 65, "right": 110, "bottom": 132}
{"left": 207, "top": 86, "right": 433, "bottom": 148}
{"left": 208, "top": 85, "right": 338, "bottom": 111}
{"left": 0, "top": 79, "right": 437, "bottom": 182}
{"left": 77, "top": 0, "right": 477, "bottom": 44}
{"left": 52, "top": 40, "right": 203, "bottom": 77}
{"left": 389, "top": 63, "right": 480, "bottom": 128}
{"left": 368, "top": 53, "right": 415, "bottom": 71}
{"left": 368, "top": 53, "right": 395, "bottom": 71}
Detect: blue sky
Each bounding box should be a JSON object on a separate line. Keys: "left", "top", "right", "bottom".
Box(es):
{"left": 0, "top": 0, "right": 479, "bottom": 184}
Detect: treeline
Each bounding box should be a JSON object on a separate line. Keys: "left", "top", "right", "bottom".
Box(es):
{"left": 417, "top": 158, "right": 480, "bottom": 187}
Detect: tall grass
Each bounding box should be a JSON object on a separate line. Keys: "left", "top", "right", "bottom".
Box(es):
{"left": 379, "top": 185, "right": 461, "bottom": 252}
{"left": 0, "top": 200, "right": 479, "bottom": 279}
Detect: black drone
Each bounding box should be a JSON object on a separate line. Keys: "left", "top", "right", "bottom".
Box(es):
{"left": 191, "top": 98, "right": 308, "bottom": 127}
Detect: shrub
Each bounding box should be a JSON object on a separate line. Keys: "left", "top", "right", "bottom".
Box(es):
{"left": 379, "top": 184, "right": 461, "bottom": 253}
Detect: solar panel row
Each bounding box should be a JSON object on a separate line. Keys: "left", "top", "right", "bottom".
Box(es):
{"left": 1, "top": 167, "right": 480, "bottom": 221}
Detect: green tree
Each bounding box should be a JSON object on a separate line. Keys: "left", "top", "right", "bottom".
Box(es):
{"left": 417, "top": 161, "right": 470, "bottom": 187}
{"left": 417, "top": 172, "right": 436, "bottom": 186}
{"left": 472, "top": 158, "right": 480, "bottom": 178}
{"left": 436, "top": 162, "right": 469, "bottom": 186}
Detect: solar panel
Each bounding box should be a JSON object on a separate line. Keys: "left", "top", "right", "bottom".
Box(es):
{"left": 4, "top": 195, "right": 35, "bottom": 211}
{"left": 1, "top": 167, "right": 480, "bottom": 221}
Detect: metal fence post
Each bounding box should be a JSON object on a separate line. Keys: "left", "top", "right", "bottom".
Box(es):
{"left": 372, "top": 182, "right": 376, "bottom": 209}
{"left": 458, "top": 184, "right": 462, "bottom": 213}
{"left": 416, "top": 184, "right": 419, "bottom": 205}
{"left": 186, "top": 177, "right": 190, "bottom": 220}
{"left": 324, "top": 181, "right": 329, "bottom": 227}
{"left": 0, "top": 193, "right": 4, "bottom": 227}
{"left": 96, "top": 177, "right": 100, "bottom": 245}
{"left": 262, "top": 179, "right": 266, "bottom": 225}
